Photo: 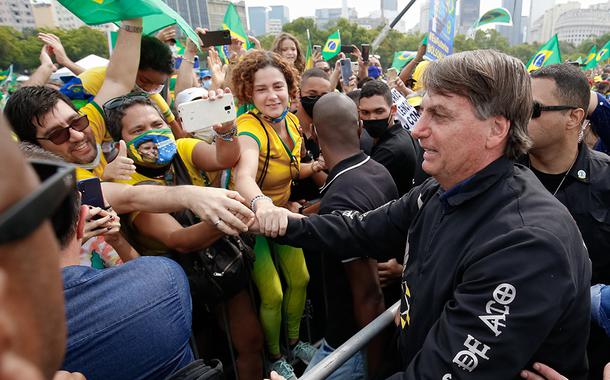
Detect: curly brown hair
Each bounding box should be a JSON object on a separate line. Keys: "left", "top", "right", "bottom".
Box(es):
{"left": 272, "top": 33, "right": 306, "bottom": 74}
{"left": 231, "top": 50, "right": 301, "bottom": 106}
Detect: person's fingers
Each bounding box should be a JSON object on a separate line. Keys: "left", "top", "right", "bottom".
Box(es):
{"left": 278, "top": 212, "right": 288, "bottom": 236}
{"left": 520, "top": 370, "right": 544, "bottom": 380}
{"left": 270, "top": 213, "right": 280, "bottom": 238}
{"left": 604, "top": 362, "right": 610, "bottom": 380}
{"left": 215, "top": 208, "right": 248, "bottom": 234}
{"left": 224, "top": 190, "right": 249, "bottom": 208}
{"left": 531, "top": 363, "right": 567, "bottom": 380}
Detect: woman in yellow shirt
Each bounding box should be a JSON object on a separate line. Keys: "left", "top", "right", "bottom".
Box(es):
{"left": 231, "top": 51, "right": 324, "bottom": 379}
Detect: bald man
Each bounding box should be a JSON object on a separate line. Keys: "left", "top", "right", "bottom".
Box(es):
{"left": 304, "top": 92, "right": 399, "bottom": 379}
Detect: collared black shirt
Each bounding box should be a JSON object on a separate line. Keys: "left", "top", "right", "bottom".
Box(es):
{"left": 279, "top": 157, "right": 591, "bottom": 379}
{"left": 370, "top": 123, "right": 419, "bottom": 196}
{"left": 526, "top": 143, "right": 610, "bottom": 285}
{"left": 318, "top": 151, "right": 398, "bottom": 348}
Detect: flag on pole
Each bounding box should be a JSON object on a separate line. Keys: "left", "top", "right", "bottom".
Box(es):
{"left": 583, "top": 45, "right": 598, "bottom": 70}
{"left": 595, "top": 40, "right": 610, "bottom": 66}
{"left": 322, "top": 30, "right": 341, "bottom": 61}
{"left": 0, "top": 65, "right": 13, "bottom": 86}
{"left": 217, "top": 3, "right": 252, "bottom": 63}
{"left": 526, "top": 34, "right": 561, "bottom": 72}
{"left": 305, "top": 29, "right": 314, "bottom": 70}
{"left": 576, "top": 56, "right": 583, "bottom": 65}
{"left": 474, "top": 7, "right": 512, "bottom": 29}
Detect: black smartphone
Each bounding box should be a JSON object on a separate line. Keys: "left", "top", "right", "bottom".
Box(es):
{"left": 77, "top": 178, "right": 105, "bottom": 208}
{"left": 361, "top": 44, "right": 370, "bottom": 62}
{"left": 340, "top": 45, "right": 355, "bottom": 54}
{"left": 197, "top": 30, "right": 232, "bottom": 47}
{"left": 340, "top": 58, "right": 352, "bottom": 85}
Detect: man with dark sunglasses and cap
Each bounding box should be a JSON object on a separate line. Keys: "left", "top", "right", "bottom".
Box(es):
{"left": 525, "top": 63, "right": 610, "bottom": 380}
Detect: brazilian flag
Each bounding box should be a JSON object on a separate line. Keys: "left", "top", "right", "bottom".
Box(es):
{"left": 583, "top": 45, "right": 598, "bottom": 70}
{"left": 322, "top": 30, "right": 341, "bottom": 61}
{"left": 526, "top": 34, "right": 561, "bottom": 72}
{"left": 391, "top": 51, "right": 416, "bottom": 71}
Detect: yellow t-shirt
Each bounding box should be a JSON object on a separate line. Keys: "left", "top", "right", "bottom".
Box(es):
{"left": 75, "top": 101, "right": 109, "bottom": 181}
{"left": 79, "top": 66, "right": 176, "bottom": 125}
{"left": 233, "top": 112, "right": 302, "bottom": 206}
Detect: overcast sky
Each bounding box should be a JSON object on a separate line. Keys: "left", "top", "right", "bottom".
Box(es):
{"left": 245, "top": 0, "right": 608, "bottom": 30}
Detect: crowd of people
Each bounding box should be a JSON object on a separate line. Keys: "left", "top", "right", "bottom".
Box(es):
{"left": 1, "top": 12, "right": 610, "bottom": 380}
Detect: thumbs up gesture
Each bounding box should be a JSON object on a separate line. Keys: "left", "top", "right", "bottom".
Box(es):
{"left": 101, "top": 140, "right": 136, "bottom": 181}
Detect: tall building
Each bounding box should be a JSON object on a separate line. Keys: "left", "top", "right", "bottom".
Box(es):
{"left": 0, "top": 0, "right": 37, "bottom": 30}
{"left": 555, "top": 6, "right": 610, "bottom": 45}
{"left": 248, "top": 6, "right": 267, "bottom": 36}
{"left": 266, "top": 18, "right": 282, "bottom": 36}
{"left": 457, "top": 0, "right": 480, "bottom": 35}
{"left": 419, "top": 1, "right": 430, "bottom": 35}
{"left": 497, "top": 0, "right": 523, "bottom": 45}
{"left": 162, "top": 0, "right": 246, "bottom": 32}
{"left": 526, "top": 1, "right": 579, "bottom": 43}
{"left": 382, "top": 0, "right": 398, "bottom": 11}
{"left": 529, "top": 0, "right": 554, "bottom": 33}
{"left": 269, "top": 5, "right": 288, "bottom": 25}
{"left": 314, "top": 7, "right": 357, "bottom": 29}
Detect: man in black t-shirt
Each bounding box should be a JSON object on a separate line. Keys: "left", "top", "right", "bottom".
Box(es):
{"left": 303, "top": 92, "right": 399, "bottom": 380}
{"left": 358, "top": 80, "right": 420, "bottom": 196}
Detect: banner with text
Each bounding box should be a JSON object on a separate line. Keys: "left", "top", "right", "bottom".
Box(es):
{"left": 391, "top": 89, "right": 420, "bottom": 130}
{"left": 425, "top": 0, "right": 457, "bottom": 61}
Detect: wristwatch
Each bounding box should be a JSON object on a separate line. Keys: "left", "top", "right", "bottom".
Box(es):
{"left": 121, "top": 24, "right": 143, "bottom": 33}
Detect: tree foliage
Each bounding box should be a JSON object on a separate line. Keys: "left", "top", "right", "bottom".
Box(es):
{"left": 0, "top": 26, "right": 107, "bottom": 71}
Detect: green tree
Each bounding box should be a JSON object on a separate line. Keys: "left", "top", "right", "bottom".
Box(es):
{"left": 0, "top": 27, "right": 24, "bottom": 69}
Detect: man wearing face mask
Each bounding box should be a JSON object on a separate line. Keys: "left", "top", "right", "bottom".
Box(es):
{"left": 200, "top": 70, "right": 212, "bottom": 90}
{"left": 358, "top": 80, "right": 420, "bottom": 196}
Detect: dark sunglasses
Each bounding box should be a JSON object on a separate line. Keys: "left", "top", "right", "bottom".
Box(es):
{"left": 0, "top": 160, "right": 76, "bottom": 244}
{"left": 532, "top": 101, "right": 578, "bottom": 119}
{"left": 37, "top": 114, "right": 89, "bottom": 145}
{"left": 103, "top": 93, "right": 149, "bottom": 112}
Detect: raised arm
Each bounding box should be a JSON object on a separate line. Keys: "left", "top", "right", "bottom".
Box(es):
{"left": 23, "top": 45, "right": 56, "bottom": 87}
{"left": 94, "top": 18, "right": 143, "bottom": 106}
{"left": 38, "top": 33, "right": 85, "bottom": 76}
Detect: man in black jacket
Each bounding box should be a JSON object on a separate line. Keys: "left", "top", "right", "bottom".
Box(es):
{"left": 526, "top": 63, "right": 610, "bottom": 380}
{"left": 259, "top": 50, "right": 592, "bottom": 379}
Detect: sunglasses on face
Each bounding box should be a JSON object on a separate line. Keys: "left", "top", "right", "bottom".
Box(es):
{"left": 37, "top": 114, "right": 90, "bottom": 145}
{"left": 531, "top": 101, "right": 578, "bottom": 119}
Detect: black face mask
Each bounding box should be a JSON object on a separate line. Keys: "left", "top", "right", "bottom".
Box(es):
{"left": 300, "top": 95, "right": 322, "bottom": 118}
{"left": 362, "top": 116, "right": 390, "bottom": 139}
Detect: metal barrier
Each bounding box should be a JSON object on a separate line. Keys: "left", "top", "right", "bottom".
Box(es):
{"left": 299, "top": 300, "right": 401, "bottom": 380}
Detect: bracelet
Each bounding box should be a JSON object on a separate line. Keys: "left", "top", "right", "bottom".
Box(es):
{"left": 216, "top": 126, "right": 237, "bottom": 141}
{"left": 250, "top": 195, "right": 272, "bottom": 212}
{"left": 121, "top": 24, "right": 143, "bottom": 33}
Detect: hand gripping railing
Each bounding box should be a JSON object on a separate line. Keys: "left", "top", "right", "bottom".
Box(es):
{"left": 299, "top": 300, "right": 401, "bottom": 380}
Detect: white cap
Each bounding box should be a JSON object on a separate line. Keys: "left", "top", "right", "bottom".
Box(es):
{"left": 175, "top": 87, "right": 207, "bottom": 108}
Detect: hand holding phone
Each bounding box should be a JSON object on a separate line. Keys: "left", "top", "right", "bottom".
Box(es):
{"left": 340, "top": 58, "right": 352, "bottom": 86}
{"left": 177, "top": 91, "right": 236, "bottom": 133}
{"left": 77, "top": 178, "right": 105, "bottom": 208}
{"left": 361, "top": 44, "right": 370, "bottom": 62}
{"left": 197, "top": 29, "right": 231, "bottom": 47}
{"left": 313, "top": 45, "right": 322, "bottom": 55}
{"left": 386, "top": 68, "right": 398, "bottom": 82}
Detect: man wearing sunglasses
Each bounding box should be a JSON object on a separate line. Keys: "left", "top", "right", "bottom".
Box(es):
{"left": 526, "top": 63, "right": 610, "bottom": 379}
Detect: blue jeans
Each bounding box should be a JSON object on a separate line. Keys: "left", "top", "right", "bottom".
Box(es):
{"left": 591, "top": 284, "right": 610, "bottom": 338}
{"left": 304, "top": 339, "right": 367, "bottom": 380}
{"left": 61, "top": 256, "right": 194, "bottom": 380}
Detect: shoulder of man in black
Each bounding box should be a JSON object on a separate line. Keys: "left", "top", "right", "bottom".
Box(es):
{"left": 319, "top": 154, "right": 399, "bottom": 215}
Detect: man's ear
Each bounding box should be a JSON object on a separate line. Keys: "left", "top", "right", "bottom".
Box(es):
{"left": 486, "top": 115, "right": 510, "bottom": 150}
{"left": 566, "top": 108, "right": 586, "bottom": 132}
{"left": 76, "top": 205, "right": 88, "bottom": 240}
{"left": 357, "top": 119, "right": 363, "bottom": 138}
{"left": 390, "top": 104, "right": 398, "bottom": 118}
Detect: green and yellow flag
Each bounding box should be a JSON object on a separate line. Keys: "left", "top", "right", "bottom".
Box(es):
{"left": 391, "top": 51, "right": 416, "bottom": 71}
{"left": 322, "top": 30, "right": 341, "bottom": 61}
{"left": 526, "top": 34, "right": 561, "bottom": 72}
{"left": 217, "top": 3, "right": 251, "bottom": 63}
{"left": 583, "top": 45, "right": 598, "bottom": 70}
{"left": 595, "top": 40, "right": 610, "bottom": 66}
{"left": 0, "top": 65, "right": 13, "bottom": 85}
{"left": 58, "top": 0, "right": 200, "bottom": 47}
{"left": 305, "top": 29, "right": 314, "bottom": 70}
{"left": 474, "top": 7, "right": 512, "bottom": 29}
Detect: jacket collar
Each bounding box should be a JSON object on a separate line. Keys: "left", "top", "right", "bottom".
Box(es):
{"left": 439, "top": 156, "right": 513, "bottom": 208}
{"left": 566, "top": 142, "right": 591, "bottom": 184}
{"left": 320, "top": 151, "right": 370, "bottom": 194}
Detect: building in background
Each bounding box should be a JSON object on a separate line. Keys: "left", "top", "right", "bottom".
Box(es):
{"left": 418, "top": 1, "right": 430, "bottom": 35}
{"left": 555, "top": 4, "right": 610, "bottom": 45}
{"left": 248, "top": 6, "right": 267, "bottom": 36}
{"left": 314, "top": 7, "right": 357, "bottom": 29}
{"left": 269, "top": 5, "right": 288, "bottom": 25}
{"left": 266, "top": 18, "right": 282, "bottom": 36}
{"left": 457, "top": 0, "right": 480, "bottom": 35}
{"left": 0, "top": 0, "right": 113, "bottom": 31}
{"left": 162, "top": 0, "right": 246, "bottom": 32}
{"left": 528, "top": 0, "right": 554, "bottom": 36}
{"left": 497, "top": 0, "right": 524, "bottom": 45}
{"left": 527, "top": 1, "right": 579, "bottom": 43}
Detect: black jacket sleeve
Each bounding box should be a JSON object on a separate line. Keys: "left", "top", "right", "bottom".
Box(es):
{"left": 387, "top": 226, "right": 589, "bottom": 380}
{"left": 276, "top": 189, "right": 420, "bottom": 261}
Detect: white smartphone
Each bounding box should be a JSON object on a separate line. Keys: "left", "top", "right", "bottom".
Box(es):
{"left": 177, "top": 94, "right": 236, "bottom": 133}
